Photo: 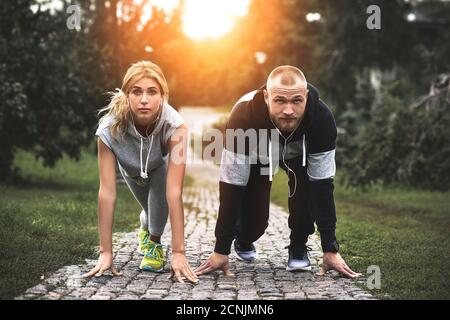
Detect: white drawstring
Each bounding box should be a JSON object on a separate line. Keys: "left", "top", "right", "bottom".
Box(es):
{"left": 268, "top": 119, "right": 306, "bottom": 198}
{"left": 269, "top": 140, "right": 273, "bottom": 181}
{"left": 302, "top": 134, "right": 306, "bottom": 167}
{"left": 130, "top": 112, "right": 154, "bottom": 180}
{"left": 128, "top": 99, "right": 163, "bottom": 180}
{"left": 139, "top": 135, "right": 153, "bottom": 179}
{"left": 270, "top": 124, "right": 297, "bottom": 198}
{"left": 281, "top": 136, "right": 297, "bottom": 198}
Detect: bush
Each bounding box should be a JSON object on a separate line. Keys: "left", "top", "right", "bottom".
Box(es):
{"left": 340, "top": 78, "right": 450, "bottom": 191}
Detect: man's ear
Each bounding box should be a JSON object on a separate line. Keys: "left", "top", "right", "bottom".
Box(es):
{"left": 263, "top": 89, "right": 269, "bottom": 104}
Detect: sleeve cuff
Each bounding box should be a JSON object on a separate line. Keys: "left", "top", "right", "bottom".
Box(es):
{"left": 214, "top": 238, "right": 234, "bottom": 255}
{"left": 321, "top": 238, "right": 340, "bottom": 253}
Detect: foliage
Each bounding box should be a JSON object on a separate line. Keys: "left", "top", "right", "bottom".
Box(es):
{"left": 0, "top": 0, "right": 105, "bottom": 179}
{"left": 341, "top": 78, "right": 450, "bottom": 190}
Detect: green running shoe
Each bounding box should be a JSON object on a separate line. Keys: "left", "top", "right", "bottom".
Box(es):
{"left": 138, "top": 229, "right": 150, "bottom": 256}
{"left": 139, "top": 239, "right": 167, "bottom": 272}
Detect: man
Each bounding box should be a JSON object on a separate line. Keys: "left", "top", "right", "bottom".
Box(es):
{"left": 195, "top": 66, "right": 361, "bottom": 278}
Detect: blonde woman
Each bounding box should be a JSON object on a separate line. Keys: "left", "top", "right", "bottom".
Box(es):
{"left": 83, "top": 61, "right": 198, "bottom": 283}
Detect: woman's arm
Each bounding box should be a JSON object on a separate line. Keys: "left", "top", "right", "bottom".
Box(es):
{"left": 83, "top": 138, "right": 122, "bottom": 277}
{"left": 166, "top": 124, "right": 187, "bottom": 252}
{"left": 166, "top": 124, "right": 198, "bottom": 283}
{"left": 97, "top": 138, "right": 117, "bottom": 254}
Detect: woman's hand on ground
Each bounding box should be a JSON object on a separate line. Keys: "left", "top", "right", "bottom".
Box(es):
{"left": 168, "top": 252, "right": 199, "bottom": 284}
{"left": 82, "top": 251, "right": 123, "bottom": 278}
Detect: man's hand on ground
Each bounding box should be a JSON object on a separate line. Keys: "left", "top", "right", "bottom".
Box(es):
{"left": 316, "top": 252, "right": 362, "bottom": 278}
{"left": 194, "top": 252, "right": 234, "bottom": 276}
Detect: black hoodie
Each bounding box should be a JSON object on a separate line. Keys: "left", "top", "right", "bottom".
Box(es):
{"left": 214, "top": 83, "right": 338, "bottom": 255}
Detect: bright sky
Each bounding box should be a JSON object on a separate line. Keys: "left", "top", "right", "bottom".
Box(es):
{"left": 135, "top": 0, "right": 251, "bottom": 40}
{"left": 181, "top": 0, "right": 251, "bottom": 40}
{"left": 33, "top": 0, "right": 251, "bottom": 40}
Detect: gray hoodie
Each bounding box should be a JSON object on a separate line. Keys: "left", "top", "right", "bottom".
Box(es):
{"left": 95, "top": 101, "right": 184, "bottom": 186}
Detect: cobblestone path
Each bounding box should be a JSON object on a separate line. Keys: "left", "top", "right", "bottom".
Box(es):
{"left": 16, "top": 186, "right": 375, "bottom": 300}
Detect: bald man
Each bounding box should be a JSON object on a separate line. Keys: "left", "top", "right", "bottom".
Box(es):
{"left": 195, "top": 66, "right": 361, "bottom": 278}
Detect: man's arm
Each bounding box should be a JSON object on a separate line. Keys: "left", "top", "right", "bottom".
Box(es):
{"left": 308, "top": 178, "right": 338, "bottom": 252}
{"left": 195, "top": 149, "right": 250, "bottom": 276}
{"left": 214, "top": 149, "right": 250, "bottom": 254}
{"left": 196, "top": 97, "right": 254, "bottom": 275}
{"left": 307, "top": 102, "right": 361, "bottom": 278}
{"left": 195, "top": 141, "right": 251, "bottom": 276}
{"left": 307, "top": 103, "right": 338, "bottom": 252}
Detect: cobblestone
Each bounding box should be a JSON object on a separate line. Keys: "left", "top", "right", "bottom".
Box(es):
{"left": 16, "top": 186, "right": 375, "bottom": 300}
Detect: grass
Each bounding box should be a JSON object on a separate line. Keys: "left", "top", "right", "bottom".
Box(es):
{"left": 2, "top": 144, "right": 448, "bottom": 300}
{"left": 270, "top": 171, "right": 450, "bottom": 300}
{"left": 0, "top": 148, "right": 193, "bottom": 300}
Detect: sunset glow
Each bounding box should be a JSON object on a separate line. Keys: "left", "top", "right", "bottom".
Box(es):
{"left": 101, "top": 0, "right": 252, "bottom": 40}
{"left": 182, "top": 0, "right": 251, "bottom": 40}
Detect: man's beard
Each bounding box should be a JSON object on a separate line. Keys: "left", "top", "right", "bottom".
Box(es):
{"left": 272, "top": 116, "right": 301, "bottom": 133}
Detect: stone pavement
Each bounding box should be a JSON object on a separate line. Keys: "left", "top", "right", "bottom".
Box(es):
{"left": 16, "top": 186, "right": 375, "bottom": 300}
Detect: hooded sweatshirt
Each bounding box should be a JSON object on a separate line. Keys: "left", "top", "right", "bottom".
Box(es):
{"left": 95, "top": 101, "right": 184, "bottom": 186}
{"left": 214, "top": 83, "right": 338, "bottom": 254}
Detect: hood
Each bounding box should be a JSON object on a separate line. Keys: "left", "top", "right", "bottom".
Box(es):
{"left": 249, "top": 82, "right": 320, "bottom": 139}
{"left": 126, "top": 100, "right": 168, "bottom": 139}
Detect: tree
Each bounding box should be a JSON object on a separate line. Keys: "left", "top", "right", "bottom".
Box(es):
{"left": 0, "top": 0, "right": 104, "bottom": 179}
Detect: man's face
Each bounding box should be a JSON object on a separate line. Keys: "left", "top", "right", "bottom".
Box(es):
{"left": 264, "top": 83, "right": 308, "bottom": 132}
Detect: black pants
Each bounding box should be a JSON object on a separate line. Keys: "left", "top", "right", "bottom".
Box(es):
{"left": 235, "top": 157, "right": 316, "bottom": 246}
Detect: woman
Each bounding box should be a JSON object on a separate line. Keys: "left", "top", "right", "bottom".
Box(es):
{"left": 83, "top": 61, "right": 198, "bottom": 283}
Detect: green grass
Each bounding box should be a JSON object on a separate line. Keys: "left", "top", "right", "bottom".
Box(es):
{"left": 270, "top": 171, "right": 450, "bottom": 300}
{"left": 3, "top": 146, "right": 448, "bottom": 300}
{"left": 0, "top": 149, "right": 193, "bottom": 300}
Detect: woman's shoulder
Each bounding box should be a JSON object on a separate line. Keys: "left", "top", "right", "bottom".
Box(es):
{"left": 162, "top": 102, "right": 184, "bottom": 127}
{"left": 95, "top": 113, "right": 117, "bottom": 137}
{"left": 158, "top": 102, "right": 185, "bottom": 144}
{"left": 163, "top": 102, "right": 182, "bottom": 118}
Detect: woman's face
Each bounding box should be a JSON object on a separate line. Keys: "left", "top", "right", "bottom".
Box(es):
{"left": 128, "top": 77, "right": 162, "bottom": 126}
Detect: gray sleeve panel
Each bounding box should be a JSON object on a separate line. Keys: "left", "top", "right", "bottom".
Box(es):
{"left": 307, "top": 149, "right": 336, "bottom": 181}
{"left": 219, "top": 149, "right": 251, "bottom": 186}
{"left": 235, "top": 90, "right": 257, "bottom": 105}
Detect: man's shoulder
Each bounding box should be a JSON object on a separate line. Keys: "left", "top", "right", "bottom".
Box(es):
{"left": 235, "top": 90, "right": 258, "bottom": 105}
{"left": 227, "top": 89, "right": 264, "bottom": 130}
{"left": 313, "top": 99, "right": 335, "bottom": 126}
{"left": 306, "top": 99, "right": 337, "bottom": 152}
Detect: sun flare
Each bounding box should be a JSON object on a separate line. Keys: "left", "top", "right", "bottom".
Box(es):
{"left": 130, "top": 0, "right": 250, "bottom": 40}
{"left": 182, "top": 0, "right": 250, "bottom": 40}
